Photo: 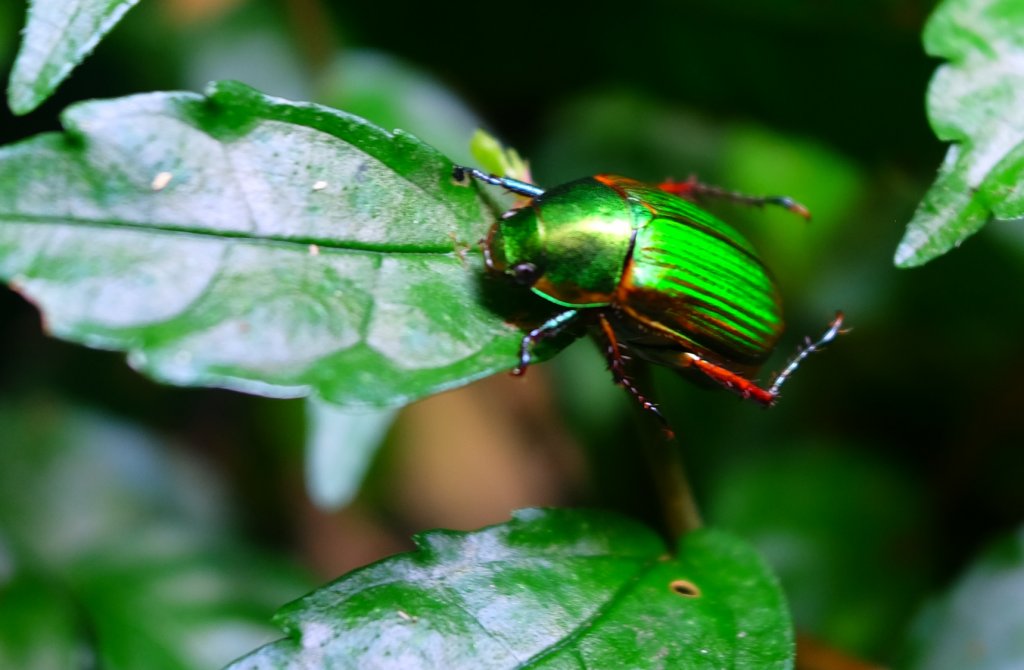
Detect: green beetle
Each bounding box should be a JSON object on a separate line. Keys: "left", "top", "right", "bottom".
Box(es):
{"left": 454, "top": 166, "right": 843, "bottom": 428}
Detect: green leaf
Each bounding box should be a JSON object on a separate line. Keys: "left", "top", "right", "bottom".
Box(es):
{"left": 903, "top": 525, "right": 1024, "bottom": 669}
{"left": 228, "top": 508, "right": 794, "bottom": 669}
{"left": 305, "top": 399, "right": 396, "bottom": 509}
{"left": 0, "top": 398, "right": 313, "bottom": 670}
{"left": 7, "top": 0, "right": 141, "bottom": 115}
{"left": 0, "top": 571, "right": 82, "bottom": 670}
{"left": 894, "top": 0, "right": 1024, "bottom": 267}
{"left": 0, "top": 81, "right": 526, "bottom": 408}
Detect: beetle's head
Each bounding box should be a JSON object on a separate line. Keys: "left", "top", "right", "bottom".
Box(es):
{"left": 483, "top": 206, "right": 546, "bottom": 288}
{"left": 482, "top": 178, "right": 634, "bottom": 308}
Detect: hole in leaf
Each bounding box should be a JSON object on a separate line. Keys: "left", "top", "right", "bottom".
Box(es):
{"left": 669, "top": 579, "right": 701, "bottom": 598}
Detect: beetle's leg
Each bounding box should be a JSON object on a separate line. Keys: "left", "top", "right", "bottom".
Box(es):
{"left": 683, "top": 311, "right": 846, "bottom": 406}
{"left": 452, "top": 165, "right": 545, "bottom": 199}
{"left": 513, "top": 309, "right": 582, "bottom": 376}
{"left": 681, "top": 353, "right": 777, "bottom": 407}
{"left": 658, "top": 176, "right": 811, "bottom": 220}
{"left": 596, "top": 313, "right": 672, "bottom": 436}
{"left": 768, "top": 311, "right": 846, "bottom": 396}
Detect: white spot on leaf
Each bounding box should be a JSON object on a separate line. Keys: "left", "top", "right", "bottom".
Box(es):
{"left": 151, "top": 171, "right": 173, "bottom": 191}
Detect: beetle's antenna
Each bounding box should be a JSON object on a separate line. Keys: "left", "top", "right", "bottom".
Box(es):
{"left": 452, "top": 165, "right": 545, "bottom": 198}
{"left": 768, "top": 311, "right": 846, "bottom": 397}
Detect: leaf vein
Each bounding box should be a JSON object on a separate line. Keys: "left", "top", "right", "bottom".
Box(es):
{"left": 0, "top": 214, "right": 461, "bottom": 255}
{"left": 516, "top": 558, "right": 657, "bottom": 668}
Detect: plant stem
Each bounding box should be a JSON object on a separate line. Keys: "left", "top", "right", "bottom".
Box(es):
{"left": 633, "top": 365, "right": 703, "bottom": 544}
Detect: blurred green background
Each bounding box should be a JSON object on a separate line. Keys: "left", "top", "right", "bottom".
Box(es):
{"left": 2, "top": 0, "right": 1023, "bottom": 666}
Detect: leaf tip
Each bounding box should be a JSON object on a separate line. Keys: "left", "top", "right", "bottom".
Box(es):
{"left": 6, "top": 79, "right": 43, "bottom": 116}
{"left": 893, "top": 236, "right": 928, "bottom": 268}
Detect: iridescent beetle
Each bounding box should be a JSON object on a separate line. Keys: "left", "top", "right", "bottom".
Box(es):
{"left": 454, "top": 166, "right": 844, "bottom": 432}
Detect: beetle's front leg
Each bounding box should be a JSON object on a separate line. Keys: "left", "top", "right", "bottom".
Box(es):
{"left": 658, "top": 176, "right": 811, "bottom": 220}
{"left": 512, "top": 309, "right": 582, "bottom": 376}
{"left": 452, "top": 165, "right": 546, "bottom": 199}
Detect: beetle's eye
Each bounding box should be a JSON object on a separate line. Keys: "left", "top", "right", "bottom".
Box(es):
{"left": 510, "top": 262, "right": 540, "bottom": 286}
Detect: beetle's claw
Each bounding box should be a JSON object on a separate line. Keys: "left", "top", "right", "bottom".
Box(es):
{"left": 644, "top": 402, "right": 674, "bottom": 440}
{"left": 768, "top": 196, "right": 812, "bottom": 220}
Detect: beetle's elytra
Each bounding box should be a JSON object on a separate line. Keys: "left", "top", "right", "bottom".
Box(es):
{"left": 454, "top": 166, "right": 844, "bottom": 433}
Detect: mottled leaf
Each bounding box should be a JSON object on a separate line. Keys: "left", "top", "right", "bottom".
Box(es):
{"left": 228, "top": 509, "right": 794, "bottom": 669}
{"left": 895, "top": 0, "right": 1024, "bottom": 267}
{"left": 0, "top": 81, "right": 528, "bottom": 408}
{"left": 7, "top": 0, "right": 141, "bottom": 115}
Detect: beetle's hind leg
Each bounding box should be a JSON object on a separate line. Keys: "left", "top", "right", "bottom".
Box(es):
{"left": 681, "top": 353, "right": 777, "bottom": 406}
{"left": 658, "top": 176, "right": 811, "bottom": 220}
{"left": 596, "top": 313, "right": 673, "bottom": 437}
{"left": 682, "top": 311, "right": 847, "bottom": 406}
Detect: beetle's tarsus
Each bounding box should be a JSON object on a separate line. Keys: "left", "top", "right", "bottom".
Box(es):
{"left": 513, "top": 337, "right": 533, "bottom": 376}
{"left": 768, "top": 311, "right": 846, "bottom": 396}
{"left": 510, "top": 309, "right": 582, "bottom": 378}
{"left": 452, "top": 165, "right": 545, "bottom": 198}
{"left": 764, "top": 196, "right": 812, "bottom": 220}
